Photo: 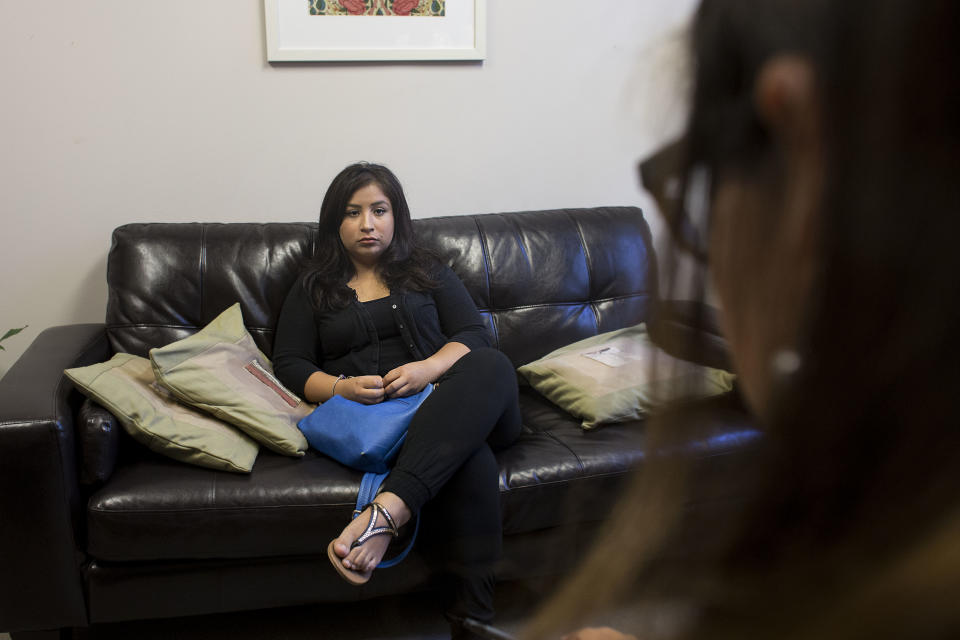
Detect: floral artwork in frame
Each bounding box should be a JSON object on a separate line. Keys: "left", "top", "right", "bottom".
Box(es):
{"left": 264, "top": 0, "right": 484, "bottom": 62}
{"left": 309, "top": 0, "right": 445, "bottom": 17}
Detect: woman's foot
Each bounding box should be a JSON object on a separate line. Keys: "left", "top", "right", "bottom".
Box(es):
{"left": 328, "top": 491, "right": 411, "bottom": 584}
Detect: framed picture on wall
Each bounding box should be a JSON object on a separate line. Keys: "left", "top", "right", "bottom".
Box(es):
{"left": 264, "top": 0, "right": 486, "bottom": 62}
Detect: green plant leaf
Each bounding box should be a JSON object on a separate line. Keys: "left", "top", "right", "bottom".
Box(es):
{"left": 0, "top": 325, "right": 28, "bottom": 349}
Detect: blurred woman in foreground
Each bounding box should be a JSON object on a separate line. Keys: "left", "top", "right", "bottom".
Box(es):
{"left": 528, "top": 0, "right": 960, "bottom": 638}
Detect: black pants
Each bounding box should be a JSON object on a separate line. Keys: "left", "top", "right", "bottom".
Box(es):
{"left": 381, "top": 347, "right": 522, "bottom": 627}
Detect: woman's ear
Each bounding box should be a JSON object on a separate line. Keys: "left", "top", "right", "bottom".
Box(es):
{"left": 754, "top": 55, "right": 820, "bottom": 151}
{"left": 707, "top": 55, "right": 824, "bottom": 420}
{"left": 753, "top": 54, "right": 824, "bottom": 248}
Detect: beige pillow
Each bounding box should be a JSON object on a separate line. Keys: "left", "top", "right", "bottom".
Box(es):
{"left": 517, "top": 323, "right": 735, "bottom": 429}
{"left": 149, "top": 303, "right": 311, "bottom": 456}
{"left": 65, "top": 353, "right": 259, "bottom": 473}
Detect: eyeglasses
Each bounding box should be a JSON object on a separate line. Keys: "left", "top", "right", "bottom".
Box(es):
{"left": 638, "top": 137, "right": 712, "bottom": 263}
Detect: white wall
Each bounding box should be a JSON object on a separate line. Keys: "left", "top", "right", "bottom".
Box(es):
{"left": 0, "top": 0, "right": 696, "bottom": 376}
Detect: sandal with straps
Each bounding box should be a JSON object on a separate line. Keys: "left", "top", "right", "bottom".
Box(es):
{"left": 327, "top": 501, "right": 400, "bottom": 585}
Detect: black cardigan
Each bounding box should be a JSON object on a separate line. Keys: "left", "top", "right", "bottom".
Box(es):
{"left": 273, "top": 265, "right": 490, "bottom": 398}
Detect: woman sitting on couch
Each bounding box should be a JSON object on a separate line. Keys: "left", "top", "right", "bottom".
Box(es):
{"left": 273, "top": 162, "right": 521, "bottom": 639}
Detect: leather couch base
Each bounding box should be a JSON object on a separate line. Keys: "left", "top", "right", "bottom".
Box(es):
{"left": 85, "top": 390, "right": 759, "bottom": 565}
{"left": 85, "top": 390, "right": 636, "bottom": 563}
{"left": 84, "top": 522, "right": 608, "bottom": 625}
{"left": 85, "top": 553, "right": 433, "bottom": 624}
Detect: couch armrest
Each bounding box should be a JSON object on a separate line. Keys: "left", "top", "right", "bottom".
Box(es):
{"left": 648, "top": 300, "right": 732, "bottom": 371}
{"left": 78, "top": 399, "right": 122, "bottom": 487}
{"left": 0, "top": 323, "right": 108, "bottom": 632}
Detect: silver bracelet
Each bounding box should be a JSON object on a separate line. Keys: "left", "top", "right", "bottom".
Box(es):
{"left": 331, "top": 374, "right": 346, "bottom": 398}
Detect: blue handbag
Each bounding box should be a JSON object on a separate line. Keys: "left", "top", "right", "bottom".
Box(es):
{"left": 297, "top": 383, "right": 434, "bottom": 474}
{"left": 298, "top": 384, "right": 433, "bottom": 569}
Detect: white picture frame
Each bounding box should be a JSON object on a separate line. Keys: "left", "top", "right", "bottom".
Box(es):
{"left": 264, "top": 0, "right": 486, "bottom": 62}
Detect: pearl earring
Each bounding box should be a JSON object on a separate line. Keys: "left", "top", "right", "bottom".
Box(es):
{"left": 771, "top": 348, "right": 802, "bottom": 377}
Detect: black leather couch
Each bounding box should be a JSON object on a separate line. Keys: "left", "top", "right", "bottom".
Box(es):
{"left": 0, "top": 207, "right": 760, "bottom": 638}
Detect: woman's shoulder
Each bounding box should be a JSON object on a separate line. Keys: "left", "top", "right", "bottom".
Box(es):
{"left": 282, "top": 270, "right": 338, "bottom": 316}
{"left": 429, "top": 258, "right": 456, "bottom": 277}
{"left": 392, "top": 247, "right": 452, "bottom": 284}
{"left": 407, "top": 244, "right": 446, "bottom": 268}
{"left": 428, "top": 260, "right": 468, "bottom": 290}
{"left": 283, "top": 270, "right": 311, "bottom": 300}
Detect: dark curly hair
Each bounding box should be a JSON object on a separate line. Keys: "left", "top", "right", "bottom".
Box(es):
{"left": 302, "top": 162, "right": 440, "bottom": 310}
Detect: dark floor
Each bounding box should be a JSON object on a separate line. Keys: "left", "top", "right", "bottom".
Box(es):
{"left": 3, "top": 577, "right": 672, "bottom": 639}
{"left": 5, "top": 579, "right": 551, "bottom": 640}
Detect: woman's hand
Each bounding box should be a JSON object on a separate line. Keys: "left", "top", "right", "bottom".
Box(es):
{"left": 383, "top": 361, "right": 438, "bottom": 398}
{"left": 562, "top": 628, "right": 637, "bottom": 640}
{"left": 382, "top": 341, "right": 471, "bottom": 398}
{"left": 336, "top": 375, "right": 386, "bottom": 404}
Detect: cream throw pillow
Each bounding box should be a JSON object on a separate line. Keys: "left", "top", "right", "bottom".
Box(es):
{"left": 517, "top": 323, "right": 735, "bottom": 429}
{"left": 65, "top": 353, "right": 259, "bottom": 473}
{"left": 149, "top": 303, "right": 311, "bottom": 457}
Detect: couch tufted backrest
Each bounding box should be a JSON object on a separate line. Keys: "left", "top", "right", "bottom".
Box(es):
{"left": 106, "top": 207, "right": 657, "bottom": 367}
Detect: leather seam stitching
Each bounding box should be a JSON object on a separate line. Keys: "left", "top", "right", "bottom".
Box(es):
{"left": 199, "top": 224, "right": 207, "bottom": 324}
{"left": 540, "top": 429, "right": 585, "bottom": 472}
{"left": 472, "top": 215, "right": 500, "bottom": 350}
{"left": 476, "top": 292, "right": 650, "bottom": 314}
{"left": 105, "top": 323, "right": 274, "bottom": 333}
{"left": 566, "top": 211, "right": 601, "bottom": 331}
{"left": 503, "top": 469, "right": 632, "bottom": 490}
{"left": 89, "top": 502, "right": 357, "bottom": 514}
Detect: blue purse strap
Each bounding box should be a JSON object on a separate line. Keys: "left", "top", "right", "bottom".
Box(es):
{"left": 354, "top": 471, "right": 420, "bottom": 569}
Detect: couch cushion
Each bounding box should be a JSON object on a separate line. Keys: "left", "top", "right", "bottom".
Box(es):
{"left": 416, "top": 207, "right": 658, "bottom": 367}
{"left": 78, "top": 398, "right": 122, "bottom": 486}
{"left": 149, "top": 303, "right": 310, "bottom": 457}
{"left": 65, "top": 354, "right": 260, "bottom": 474}
{"left": 86, "top": 388, "right": 760, "bottom": 563}
{"left": 107, "top": 222, "right": 315, "bottom": 358}
{"left": 86, "top": 452, "right": 354, "bottom": 562}
{"left": 517, "top": 323, "right": 735, "bottom": 429}
{"left": 106, "top": 208, "right": 656, "bottom": 368}
{"left": 84, "top": 389, "right": 622, "bottom": 563}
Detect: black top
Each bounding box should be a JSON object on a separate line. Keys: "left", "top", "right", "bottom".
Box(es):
{"left": 362, "top": 297, "right": 409, "bottom": 376}
{"left": 273, "top": 264, "right": 490, "bottom": 398}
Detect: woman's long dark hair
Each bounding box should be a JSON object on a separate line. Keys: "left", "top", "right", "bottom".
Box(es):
{"left": 525, "top": 1, "right": 960, "bottom": 638}
{"left": 302, "top": 162, "right": 439, "bottom": 310}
